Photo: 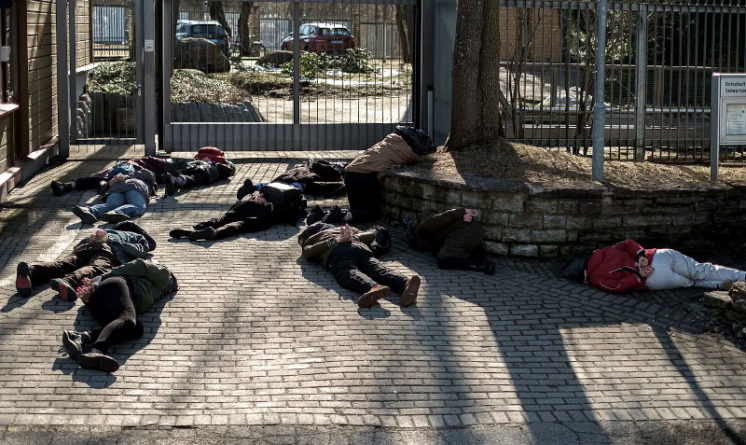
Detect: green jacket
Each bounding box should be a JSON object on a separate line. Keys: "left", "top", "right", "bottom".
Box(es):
{"left": 301, "top": 227, "right": 376, "bottom": 268}
{"left": 100, "top": 259, "right": 173, "bottom": 314}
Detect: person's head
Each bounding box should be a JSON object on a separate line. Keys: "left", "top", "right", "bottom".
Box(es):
{"left": 369, "top": 226, "right": 391, "bottom": 256}
{"left": 216, "top": 162, "right": 233, "bottom": 179}
{"left": 89, "top": 229, "right": 108, "bottom": 244}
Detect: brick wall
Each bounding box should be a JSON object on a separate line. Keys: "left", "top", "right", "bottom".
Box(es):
{"left": 381, "top": 172, "right": 746, "bottom": 259}
{"left": 0, "top": 116, "right": 10, "bottom": 172}
{"left": 27, "top": 0, "right": 58, "bottom": 152}
{"left": 76, "top": 0, "right": 92, "bottom": 68}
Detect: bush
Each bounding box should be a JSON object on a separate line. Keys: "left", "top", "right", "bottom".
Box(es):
{"left": 87, "top": 61, "right": 137, "bottom": 96}
{"left": 281, "top": 52, "right": 321, "bottom": 79}
{"left": 170, "top": 69, "right": 251, "bottom": 105}
{"left": 257, "top": 50, "right": 294, "bottom": 68}
{"left": 230, "top": 72, "right": 292, "bottom": 95}
{"left": 321, "top": 48, "right": 376, "bottom": 74}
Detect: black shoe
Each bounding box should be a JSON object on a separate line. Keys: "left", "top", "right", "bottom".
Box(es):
{"left": 72, "top": 205, "right": 97, "bottom": 225}
{"left": 15, "top": 262, "right": 31, "bottom": 298}
{"left": 50, "top": 278, "right": 77, "bottom": 302}
{"left": 237, "top": 178, "right": 255, "bottom": 200}
{"left": 306, "top": 205, "right": 325, "bottom": 225}
{"left": 100, "top": 211, "right": 130, "bottom": 224}
{"left": 77, "top": 347, "right": 119, "bottom": 373}
{"left": 50, "top": 180, "right": 71, "bottom": 196}
{"left": 164, "top": 173, "right": 178, "bottom": 196}
{"left": 169, "top": 229, "right": 192, "bottom": 239}
{"left": 188, "top": 227, "right": 217, "bottom": 241}
{"left": 62, "top": 330, "right": 84, "bottom": 360}
{"left": 322, "top": 206, "right": 344, "bottom": 224}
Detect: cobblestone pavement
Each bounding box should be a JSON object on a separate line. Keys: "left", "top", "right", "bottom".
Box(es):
{"left": 1, "top": 147, "right": 745, "bottom": 443}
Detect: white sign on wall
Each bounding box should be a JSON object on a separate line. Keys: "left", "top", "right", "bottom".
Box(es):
{"left": 711, "top": 73, "right": 746, "bottom": 180}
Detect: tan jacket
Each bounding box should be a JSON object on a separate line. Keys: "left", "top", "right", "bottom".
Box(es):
{"left": 344, "top": 133, "right": 419, "bottom": 174}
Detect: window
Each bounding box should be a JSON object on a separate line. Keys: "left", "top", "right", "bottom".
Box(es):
{"left": 0, "top": 7, "right": 12, "bottom": 103}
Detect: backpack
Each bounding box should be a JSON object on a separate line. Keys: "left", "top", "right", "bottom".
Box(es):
{"left": 195, "top": 146, "right": 226, "bottom": 163}
{"left": 261, "top": 182, "right": 307, "bottom": 224}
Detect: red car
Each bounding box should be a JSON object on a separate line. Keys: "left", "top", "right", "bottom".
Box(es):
{"left": 281, "top": 23, "right": 356, "bottom": 54}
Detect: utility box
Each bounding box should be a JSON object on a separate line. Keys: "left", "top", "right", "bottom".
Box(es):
{"left": 711, "top": 73, "right": 746, "bottom": 180}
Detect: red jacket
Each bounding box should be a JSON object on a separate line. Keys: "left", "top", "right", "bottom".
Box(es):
{"left": 586, "top": 239, "right": 656, "bottom": 293}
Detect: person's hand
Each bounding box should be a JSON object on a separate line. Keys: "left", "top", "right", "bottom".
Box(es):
{"left": 256, "top": 193, "right": 267, "bottom": 206}
{"left": 463, "top": 208, "right": 479, "bottom": 222}
{"left": 109, "top": 173, "right": 125, "bottom": 186}
{"left": 337, "top": 224, "right": 353, "bottom": 243}
{"left": 77, "top": 284, "right": 94, "bottom": 304}
{"left": 639, "top": 265, "right": 654, "bottom": 278}
{"left": 638, "top": 256, "right": 649, "bottom": 268}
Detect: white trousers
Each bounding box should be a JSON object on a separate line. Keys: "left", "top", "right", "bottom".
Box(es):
{"left": 645, "top": 249, "right": 746, "bottom": 290}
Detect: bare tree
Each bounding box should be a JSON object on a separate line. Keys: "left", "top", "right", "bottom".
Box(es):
{"left": 209, "top": 2, "right": 232, "bottom": 38}
{"left": 395, "top": 5, "right": 414, "bottom": 64}
{"left": 237, "top": 3, "right": 255, "bottom": 56}
{"left": 447, "top": 0, "right": 501, "bottom": 150}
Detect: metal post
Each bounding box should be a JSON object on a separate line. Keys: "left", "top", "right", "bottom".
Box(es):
{"left": 292, "top": 2, "right": 300, "bottom": 126}
{"left": 634, "top": 5, "right": 647, "bottom": 161}
{"left": 68, "top": 0, "right": 77, "bottom": 143}
{"left": 711, "top": 74, "right": 720, "bottom": 181}
{"left": 56, "top": 0, "right": 70, "bottom": 158}
{"left": 591, "top": 0, "right": 607, "bottom": 182}
{"left": 142, "top": 0, "right": 156, "bottom": 155}
{"left": 162, "top": 0, "right": 172, "bottom": 151}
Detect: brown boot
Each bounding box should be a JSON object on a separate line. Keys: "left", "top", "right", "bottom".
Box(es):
{"left": 357, "top": 285, "right": 390, "bottom": 308}
{"left": 400, "top": 276, "right": 421, "bottom": 307}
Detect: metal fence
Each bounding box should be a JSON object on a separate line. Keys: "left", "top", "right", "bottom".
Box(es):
{"left": 443, "top": 0, "right": 746, "bottom": 163}
{"left": 163, "top": 0, "right": 416, "bottom": 151}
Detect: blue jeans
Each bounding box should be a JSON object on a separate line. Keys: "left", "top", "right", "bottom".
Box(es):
{"left": 89, "top": 190, "right": 147, "bottom": 219}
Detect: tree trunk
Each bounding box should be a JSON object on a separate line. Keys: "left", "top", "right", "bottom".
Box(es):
{"left": 238, "top": 3, "right": 254, "bottom": 56}
{"left": 447, "top": 0, "right": 501, "bottom": 150}
{"left": 209, "top": 2, "right": 232, "bottom": 38}
{"left": 395, "top": 6, "right": 414, "bottom": 64}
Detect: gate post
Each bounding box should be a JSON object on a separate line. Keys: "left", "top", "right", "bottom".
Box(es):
{"left": 56, "top": 0, "right": 70, "bottom": 158}
{"left": 634, "top": 4, "right": 648, "bottom": 161}
{"left": 142, "top": 0, "right": 156, "bottom": 155}
{"left": 591, "top": 0, "right": 608, "bottom": 181}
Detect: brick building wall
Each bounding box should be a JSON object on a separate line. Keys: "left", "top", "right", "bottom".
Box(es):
{"left": 27, "top": 0, "right": 58, "bottom": 153}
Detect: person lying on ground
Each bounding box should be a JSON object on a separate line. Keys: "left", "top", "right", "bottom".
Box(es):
{"left": 561, "top": 238, "right": 746, "bottom": 293}
{"left": 343, "top": 126, "right": 436, "bottom": 223}
{"left": 72, "top": 168, "right": 157, "bottom": 224}
{"left": 236, "top": 160, "right": 347, "bottom": 201}
{"left": 404, "top": 208, "right": 495, "bottom": 275}
{"left": 162, "top": 158, "right": 236, "bottom": 196}
{"left": 170, "top": 183, "right": 306, "bottom": 241}
{"left": 50, "top": 156, "right": 171, "bottom": 196}
{"left": 15, "top": 222, "right": 156, "bottom": 301}
{"left": 61, "top": 258, "right": 178, "bottom": 373}
{"left": 298, "top": 222, "right": 421, "bottom": 308}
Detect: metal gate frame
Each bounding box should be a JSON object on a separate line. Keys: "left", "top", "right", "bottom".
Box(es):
{"left": 57, "top": 0, "right": 156, "bottom": 156}
{"left": 160, "top": 0, "right": 419, "bottom": 152}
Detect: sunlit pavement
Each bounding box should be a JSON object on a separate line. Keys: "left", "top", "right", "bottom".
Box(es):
{"left": 1, "top": 147, "right": 745, "bottom": 444}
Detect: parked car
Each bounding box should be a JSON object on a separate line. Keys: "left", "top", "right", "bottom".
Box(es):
{"left": 280, "top": 23, "right": 355, "bottom": 54}
{"left": 176, "top": 20, "right": 230, "bottom": 57}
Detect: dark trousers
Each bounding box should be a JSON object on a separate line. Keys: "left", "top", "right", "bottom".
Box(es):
{"left": 343, "top": 171, "right": 380, "bottom": 222}
{"left": 304, "top": 181, "right": 346, "bottom": 197}
{"left": 194, "top": 203, "right": 274, "bottom": 239}
{"left": 86, "top": 277, "right": 143, "bottom": 353}
{"left": 181, "top": 170, "right": 210, "bottom": 188}
{"left": 73, "top": 177, "right": 105, "bottom": 190}
{"left": 328, "top": 243, "right": 407, "bottom": 295}
{"left": 28, "top": 244, "right": 115, "bottom": 288}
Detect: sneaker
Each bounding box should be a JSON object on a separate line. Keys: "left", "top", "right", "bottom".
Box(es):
{"left": 400, "top": 276, "right": 421, "bottom": 307}
{"left": 163, "top": 173, "right": 178, "bottom": 196}
{"left": 357, "top": 285, "right": 390, "bottom": 308}
{"left": 100, "top": 211, "right": 129, "bottom": 224}
{"left": 15, "top": 262, "right": 31, "bottom": 298}
{"left": 237, "top": 178, "right": 255, "bottom": 200}
{"left": 50, "top": 278, "right": 77, "bottom": 302}
{"left": 50, "top": 180, "right": 65, "bottom": 196}
{"left": 72, "top": 205, "right": 97, "bottom": 225}
{"left": 97, "top": 180, "right": 109, "bottom": 195}
{"left": 306, "top": 205, "right": 325, "bottom": 225}
{"left": 62, "top": 330, "right": 84, "bottom": 360}
{"left": 169, "top": 229, "right": 192, "bottom": 239}
{"left": 76, "top": 347, "right": 119, "bottom": 373}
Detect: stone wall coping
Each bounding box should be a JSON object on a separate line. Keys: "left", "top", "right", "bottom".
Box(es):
{"left": 386, "top": 168, "right": 746, "bottom": 198}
